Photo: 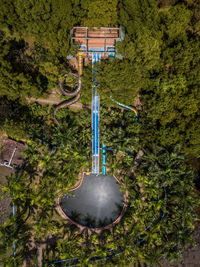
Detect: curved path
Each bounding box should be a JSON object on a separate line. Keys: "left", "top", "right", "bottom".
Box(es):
{"left": 53, "top": 73, "right": 82, "bottom": 125}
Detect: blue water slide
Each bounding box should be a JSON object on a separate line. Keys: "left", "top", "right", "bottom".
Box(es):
{"left": 92, "top": 52, "right": 100, "bottom": 174}
{"left": 102, "top": 144, "right": 106, "bottom": 175}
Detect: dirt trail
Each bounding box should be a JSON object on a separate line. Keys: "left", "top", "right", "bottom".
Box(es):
{"left": 27, "top": 96, "right": 83, "bottom": 109}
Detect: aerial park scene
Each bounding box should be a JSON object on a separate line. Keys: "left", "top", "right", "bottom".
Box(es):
{"left": 0, "top": 1, "right": 200, "bottom": 267}
{"left": 56, "top": 27, "right": 129, "bottom": 231}
{"left": 54, "top": 26, "right": 164, "bottom": 265}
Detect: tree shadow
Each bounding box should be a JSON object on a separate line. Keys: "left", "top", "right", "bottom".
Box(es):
{"left": 7, "top": 38, "right": 49, "bottom": 92}
{"left": 82, "top": 213, "right": 97, "bottom": 228}
{"left": 69, "top": 210, "right": 82, "bottom": 223}
{"left": 112, "top": 202, "right": 123, "bottom": 218}
{"left": 98, "top": 217, "right": 113, "bottom": 227}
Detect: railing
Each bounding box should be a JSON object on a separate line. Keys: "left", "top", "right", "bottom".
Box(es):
{"left": 92, "top": 53, "right": 100, "bottom": 174}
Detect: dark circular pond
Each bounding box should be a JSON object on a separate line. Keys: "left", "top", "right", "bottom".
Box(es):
{"left": 60, "top": 174, "right": 124, "bottom": 228}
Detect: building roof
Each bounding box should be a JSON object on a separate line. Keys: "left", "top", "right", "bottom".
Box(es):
{"left": 0, "top": 139, "right": 25, "bottom": 168}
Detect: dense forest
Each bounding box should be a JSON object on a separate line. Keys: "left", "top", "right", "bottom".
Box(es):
{"left": 0, "top": 0, "right": 200, "bottom": 266}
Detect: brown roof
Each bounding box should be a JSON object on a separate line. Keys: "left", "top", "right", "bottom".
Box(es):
{"left": 72, "top": 27, "right": 120, "bottom": 55}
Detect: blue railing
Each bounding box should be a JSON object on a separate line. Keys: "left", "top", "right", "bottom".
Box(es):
{"left": 92, "top": 52, "right": 100, "bottom": 174}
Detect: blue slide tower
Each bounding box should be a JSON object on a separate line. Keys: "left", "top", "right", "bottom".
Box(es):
{"left": 92, "top": 52, "right": 100, "bottom": 174}
{"left": 70, "top": 27, "right": 125, "bottom": 175}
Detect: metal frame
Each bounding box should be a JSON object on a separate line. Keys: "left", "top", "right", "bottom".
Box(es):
{"left": 0, "top": 147, "right": 17, "bottom": 170}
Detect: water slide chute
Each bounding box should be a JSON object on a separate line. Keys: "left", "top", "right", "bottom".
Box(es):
{"left": 110, "top": 95, "right": 139, "bottom": 119}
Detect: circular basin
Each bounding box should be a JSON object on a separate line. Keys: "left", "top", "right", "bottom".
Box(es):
{"left": 60, "top": 174, "right": 124, "bottom": 228}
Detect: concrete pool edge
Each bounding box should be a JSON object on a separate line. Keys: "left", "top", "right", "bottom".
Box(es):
{"left": 55, "top": 172, "right": 129, "bottom": 233}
